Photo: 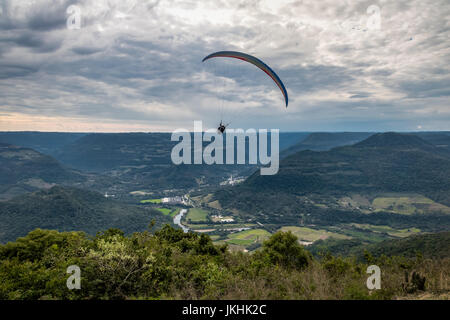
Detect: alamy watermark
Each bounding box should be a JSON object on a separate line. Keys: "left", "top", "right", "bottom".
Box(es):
{"left": 171, "top": 121, "right": 279, "bottom": 175}
{"left": 366, "top": 265, "right": 381, "bottom": 290}
{"left": 66, "top": 5, "right": 81, "bottom": 30}
{"left": 66, "top": 265, "right": 81, "bottom": 290}
{"left": 366, "top": 5, "right": 381, "bottom": 31}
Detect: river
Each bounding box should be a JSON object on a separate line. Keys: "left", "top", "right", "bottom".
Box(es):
{"left": 173, "top": 208, "right": 189, "bottom": 233}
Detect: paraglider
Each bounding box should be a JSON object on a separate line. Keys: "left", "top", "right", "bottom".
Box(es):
{"left": 217, "top": 121, "right": 229, "bottom": 134}
{"left": 202, "top": 51, "right": 288, "bottom": 132}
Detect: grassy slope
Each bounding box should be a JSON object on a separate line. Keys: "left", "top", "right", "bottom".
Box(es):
{"left": 226, "top": 229, "right": 271, "bottom": 245}
{"left": 186, "top": 208, "right": 209, "bottom": 222}
{"left": 279, "top": 226, "right": 351, "bottom": 242}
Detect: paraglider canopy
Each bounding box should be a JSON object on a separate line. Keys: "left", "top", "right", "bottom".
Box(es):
{"left": 202, "top": 51, "right": 288, "bottom": 107}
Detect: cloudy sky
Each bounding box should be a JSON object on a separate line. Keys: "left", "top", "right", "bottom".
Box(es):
{"left": 0, "top": 0, "right": 449, "bottom": 132}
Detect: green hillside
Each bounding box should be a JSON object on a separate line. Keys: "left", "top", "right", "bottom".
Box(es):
{"left": 250, "top": 132, "right": 450, "bottom": 195}
{"left": 0, "top": 143, "right": 86, "bottom": 200}
{"left": 0, "top": 186, "right": 172, "bottom": 243}
{"left": 215, "top": 133, "right": 450, "bottom": 219}
{"left": 53, "top": 132, "right": 307, "bottom": 191}
{"left": 309, "top": 232, "right": 450, "bottom": 259}
{"left": 213, "top": 133, "right": 450, "bottom": 239}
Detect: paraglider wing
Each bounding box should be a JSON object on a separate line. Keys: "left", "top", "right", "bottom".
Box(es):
{"left": 202, "top": 51, "right": 288, "bottom": 107}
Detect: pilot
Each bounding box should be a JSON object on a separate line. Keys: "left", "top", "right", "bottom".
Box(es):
{"left": 218, "top": 121, "right": 227, "bottom": 134}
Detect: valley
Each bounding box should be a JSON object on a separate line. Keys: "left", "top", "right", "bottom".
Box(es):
{"left": 1, "top": 131, "right": 449, "bottom": 255}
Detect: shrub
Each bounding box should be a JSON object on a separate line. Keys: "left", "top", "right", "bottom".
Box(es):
{"left": 259, "top": 231, "right": 311, "bottom": 270}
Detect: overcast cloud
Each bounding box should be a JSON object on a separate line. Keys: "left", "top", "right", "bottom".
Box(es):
{"left": 0, "top": 0, "right": 449, "bottom": 132}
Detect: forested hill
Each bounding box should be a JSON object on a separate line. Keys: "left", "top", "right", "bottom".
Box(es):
{"left": 0, "top": 186, "right": 172, "bottom": 243}
{"left": 247, "top": 132, "right": 450, "bottom": 194}
{"left": 354, "top": 132, "right": 442, "bottom": 150}
{"left": 309, "top": 231, "right": 450, "bottom": 259}
{"left": 0, "top": 143, "right": 85, "bottom": 200}
{"left": 214, "top": 132, "right": 450, "bottom": 219}
{"left": 281, "top": 132, "right": 373, "bottom": 158}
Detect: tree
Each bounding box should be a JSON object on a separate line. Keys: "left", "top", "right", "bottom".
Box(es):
{"left": 260, "top": 231, "right": 311, "bottom": 269}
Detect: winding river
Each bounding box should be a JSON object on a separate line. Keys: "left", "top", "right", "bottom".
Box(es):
{"left": 173, "top": 209, "right": 189, "bottom": 233}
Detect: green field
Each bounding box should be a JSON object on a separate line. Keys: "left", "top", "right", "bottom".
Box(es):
{"left": 278, "top": 226, "right": 351, "bottom": 243}
{"left": 169, "top": 208, "right": 181, "bottom": 218}
{"left": 226, "top": 229, "right": 271, "bottom": 246}
{"left": 371, "top": 195, "right": 450, "bottom": 215}
{"left": 156, "top": 208, "right": 172, "bottom": 215}
{"left": 140, "top": 199, "right": 161, "bottom": 204}
{"left": 207, "top": 200, "right": 222, "bottom": 209}
{"left": 351, "top": 223, "right": 421, "bottom": 238}
{"left": 227, "top": 239, "right": 254, "bottom": 245}
{"left": 186, "top": 224, "right": 211, "bottom": 229}
{"left": 337, "top": 194, "right": 450, "bottom": 215}
{"left": 334, "top": 227, "right": 387, "bottom": 242}
{"left": 186, "top": 208, "right": 209, "bottom": 222}
{"left": 154, "top": 207, "right": 181, "bottom": 218}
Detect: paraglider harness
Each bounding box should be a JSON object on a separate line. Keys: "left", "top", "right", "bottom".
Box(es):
{"left": 217, "top": 121, "right": 228, "bottom": 134}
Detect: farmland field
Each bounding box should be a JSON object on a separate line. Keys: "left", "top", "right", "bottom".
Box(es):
{"left": 371, "top": 195, "right": 450, "bottom": 215}
{"left": 350, "top": 223, "right": 421, "bottom": 238}
{"left": 207, "top": 200, "right": 222, "bottom": 209}
{"left": 140, "top": 199, "right": 161, "bottom": 204}
{"left": 226, "top": 229, "right": 271, "bottom": 246}
{"left": 156, "top": 208, "right": 172, "bottom": 215}
{"left": 335, "top": 227, "right": 387, "bottom": 242}
{"left": 186, "top": 208, "right": 209, "bottom": 222}
{"left": 278, "top": 226, "right": 350, "bottom": 243}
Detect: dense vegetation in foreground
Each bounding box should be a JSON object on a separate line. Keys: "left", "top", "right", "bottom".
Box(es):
{"left": 0, "top": 225, "right": 448, "bottom": 300}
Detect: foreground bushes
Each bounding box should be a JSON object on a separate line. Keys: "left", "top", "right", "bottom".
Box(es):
{"left": 0, "top": 225, "right": 448, "bottom": 300}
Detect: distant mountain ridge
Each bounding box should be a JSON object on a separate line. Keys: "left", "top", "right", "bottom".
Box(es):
{"left": 413, "top": 132, "right": 450, "bottom": 156}
{"left": 355, "top": 132, "right": 437, "bottom": 149}
{"left": 281, "top": 132, "right": 374, "bottom": 158}
{"left": 52, "top": 132, "right": 310, "bottom": 190}
{"left": 0, "top": 132, "right": 86, "bottom": 156}
{"left": 55, "top": 133, "right": 173, "bottom": 172}
{"left": 1, "top": 131, "right": 449, "bottom": 200}
{"left": 0, "top": 143, "right": 85, "bottom": 200}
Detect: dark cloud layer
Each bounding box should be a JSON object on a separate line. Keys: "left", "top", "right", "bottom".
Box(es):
{"left": 0, "top": 0, "right": 448, "bottom": 132}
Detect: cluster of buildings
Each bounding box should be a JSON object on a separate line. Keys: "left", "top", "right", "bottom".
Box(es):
{"left": 220, "top": 175, "right": 245, "bottom": 186}
{"left": 161, "top": 195, "right": 189, "bottom": 205}
{"left": 211, "top": 215, "right": 235, "bottom": 223}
